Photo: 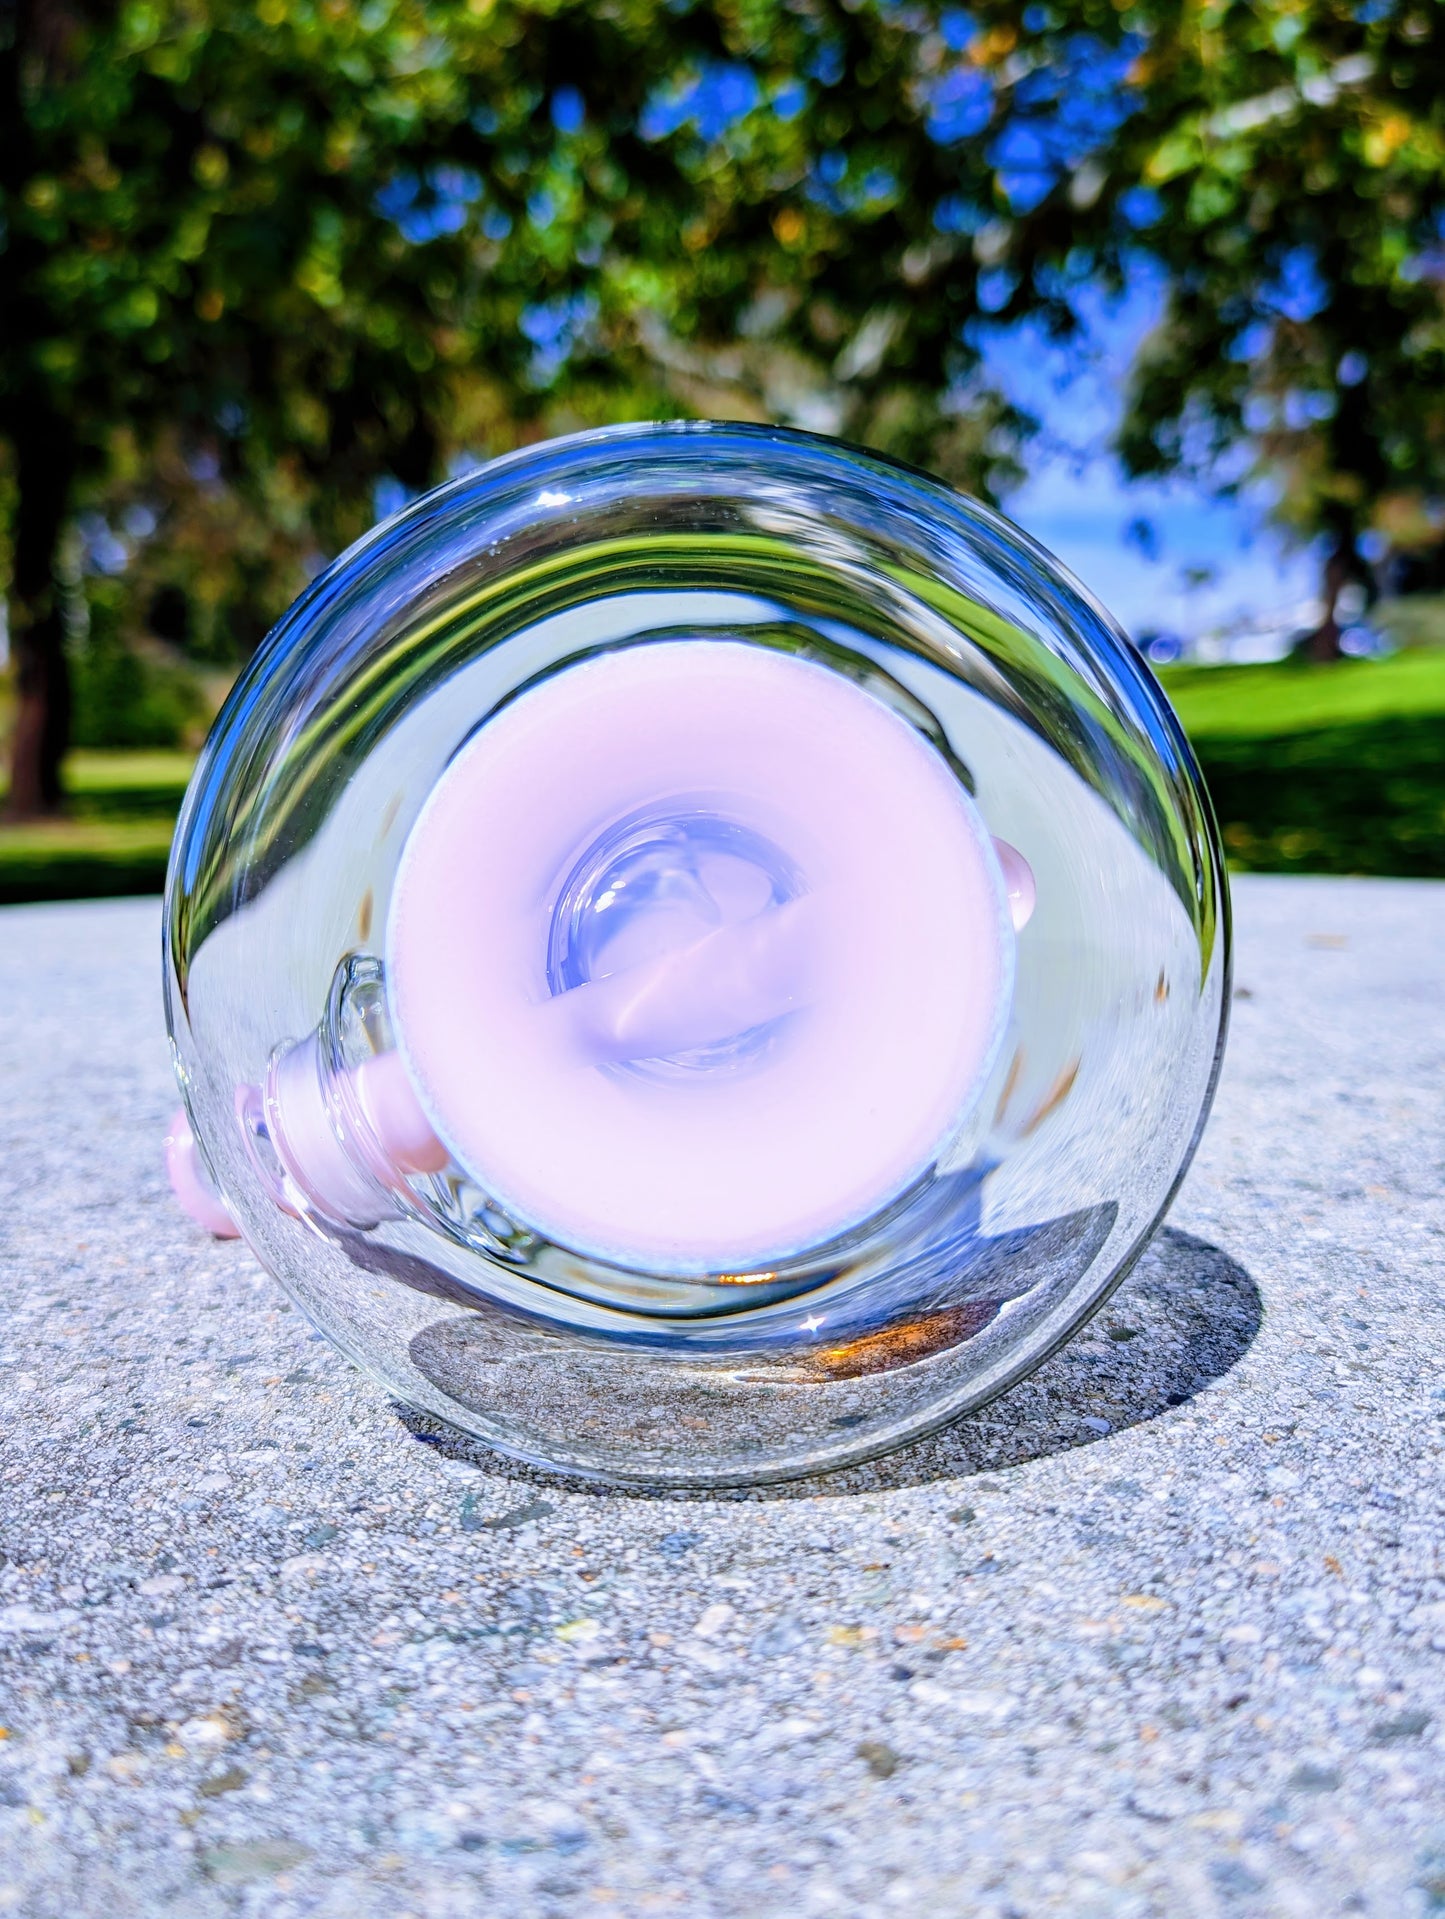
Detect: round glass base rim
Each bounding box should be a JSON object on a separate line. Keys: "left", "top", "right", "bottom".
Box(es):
{"left": 281, "top": 1206, "right": 1185, "bottom": 1490}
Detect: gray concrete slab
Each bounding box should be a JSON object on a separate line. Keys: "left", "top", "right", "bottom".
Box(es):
{"left": 0, "top": 876, "right": 1441, "bottom": 1918}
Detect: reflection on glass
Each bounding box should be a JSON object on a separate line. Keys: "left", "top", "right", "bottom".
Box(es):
{"left": 165, "top": 423, "right": 1228, "bottom": 1487}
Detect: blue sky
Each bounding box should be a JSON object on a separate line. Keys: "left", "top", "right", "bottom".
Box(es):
{"left": 979, "top": 278, "right": 1319, "bottom": 640}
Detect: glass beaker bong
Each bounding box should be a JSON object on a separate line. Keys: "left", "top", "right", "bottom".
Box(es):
{"left": 165, "top": 423, "right": 1229, "bottom": 1488}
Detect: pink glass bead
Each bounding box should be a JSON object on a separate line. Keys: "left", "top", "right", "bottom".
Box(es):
{"left": 164, "top": 1106, "right": 240, "bottom": 1239}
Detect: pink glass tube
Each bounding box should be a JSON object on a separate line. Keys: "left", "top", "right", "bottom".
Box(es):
{"left": 386, "top": 641, "right": 1016, "bottom": 1272}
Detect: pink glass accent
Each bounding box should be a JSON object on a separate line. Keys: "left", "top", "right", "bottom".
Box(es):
{"left": 994, "top": 838, "right": 1037, "bottom": 930}
{"left": 164, "top": 1105, "right": 240, "bottom": 1239}
{"left": 354, "top": 1050, "right": 450, "bottom": 1175}
{"left": 240, "top": 1041, "right": 450, "bottom": 1230}
{"left": 263, "top": 1038, "right": 388, "bottom": 1226}
{"left": 387, "top": 641, "right": 1015, "bottom": 1271}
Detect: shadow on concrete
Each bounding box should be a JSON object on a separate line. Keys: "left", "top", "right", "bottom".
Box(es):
{"left": 396, "top": 1226, "right": 1261, "bottom": 1501}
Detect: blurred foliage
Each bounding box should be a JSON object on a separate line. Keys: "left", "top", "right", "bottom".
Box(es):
{"left": 4, "top": 0, "right": 1445, "bottom": 792}
{"left": 1373, "top": 590, "right": 1445, "bottom": 650}
{"left": 1, "top": 0, "right": 1068, "bottom": 795}
{"left": 70, "top": 577, "right": 208, "bottom": 748}
{"left": 2, "top": 0, "right": 1060, "bottom": 662}
{"left": 1111, "top": 0, "right": 1445, "bottom": 596}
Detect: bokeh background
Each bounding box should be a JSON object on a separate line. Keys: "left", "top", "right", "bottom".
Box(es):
{"left": 2, "top": 0, "right": 1443, "bottom": 898}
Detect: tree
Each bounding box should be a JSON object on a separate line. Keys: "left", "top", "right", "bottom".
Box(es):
{"left": 1100, "top": 0, "right": 1445, "bottom": 656}
{"left": 0, "top": 0, "right": 656, "bottom": 811}
{"left": 14, "top": 0, "right": 1436, "bottom": 825}
{"left": 8, "top": 0, "right": 1167, "bottom": 814}
{"left": 631, "top": 0, "right": 1445, "bottom": 663}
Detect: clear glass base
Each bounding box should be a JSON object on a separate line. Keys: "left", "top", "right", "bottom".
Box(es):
{"left": 165, "top": 422, "right": 1229, "bottom": 1486}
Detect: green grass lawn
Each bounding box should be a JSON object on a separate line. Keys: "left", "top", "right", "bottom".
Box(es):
{"left": 1160, "top": 650, "right": 1445, "bottom": 878}
{"left": 1, "top": 652, "right": 1441, "bottom": 901}
{"left": 0, "top": 749, "right": 192, "bottom": 904}
{"left": 1160, "top": 647, "right": 1445, "bottom": 735}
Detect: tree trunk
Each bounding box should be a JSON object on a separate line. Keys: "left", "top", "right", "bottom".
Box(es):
{"left": 7, "top": 612, "right": 72, "bottom": 819}
{"left": 4, "top": 420, "right": 74, "bottom": 819}
{"left": 2, "top": 0, "right": 79, "bottom": 815}
{"left": 1301, "top": 532, "right": 1358, "bottom": 664}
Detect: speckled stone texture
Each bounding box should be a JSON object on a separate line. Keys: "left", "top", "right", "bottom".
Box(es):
{"left": 1, "top": 877, "right": 1441, "bottom": 1919}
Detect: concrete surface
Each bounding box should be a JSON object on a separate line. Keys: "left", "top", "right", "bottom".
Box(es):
{"left": 0, "top": 877, "right": 1441, "bottom": 1917}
